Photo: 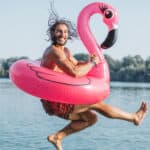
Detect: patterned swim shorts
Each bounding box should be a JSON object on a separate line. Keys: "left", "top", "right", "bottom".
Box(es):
{"left": 41, "top": 99, "right": 74, "bottom": 119}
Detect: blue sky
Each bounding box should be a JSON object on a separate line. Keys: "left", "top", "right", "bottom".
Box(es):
{"left": 1, "top": 0, "right": 150, "bottom": 60}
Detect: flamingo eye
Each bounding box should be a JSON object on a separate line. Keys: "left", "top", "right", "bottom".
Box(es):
{"left": 104, "top": 9, "right": 113, "bottom": 19}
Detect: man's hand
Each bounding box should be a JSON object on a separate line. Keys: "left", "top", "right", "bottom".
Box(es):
{"left": 90, "top": 54, "right": 100, "bottom": 65}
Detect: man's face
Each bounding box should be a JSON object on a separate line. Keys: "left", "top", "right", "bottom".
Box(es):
{"left": 53, "top": 24, "right": 69, "bottom": 46}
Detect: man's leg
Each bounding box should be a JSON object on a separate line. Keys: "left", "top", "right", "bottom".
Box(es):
{"left": 47, "top": 111, "right": 98, "bottom": 150}
{"left": 90, "top": 101, "right": 148, "bottom": 125}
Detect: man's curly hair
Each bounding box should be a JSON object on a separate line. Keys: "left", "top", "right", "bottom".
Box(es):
{"left": 47, "top": 3, "right": 78, "bottom": 42}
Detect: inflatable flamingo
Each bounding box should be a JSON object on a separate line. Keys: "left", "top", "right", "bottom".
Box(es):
{"left": 9, "top": 2, "right": 118, "bottom": 104}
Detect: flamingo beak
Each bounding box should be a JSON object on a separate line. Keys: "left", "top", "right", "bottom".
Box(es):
{"left": 101, "top": 28, "right": 118, "bottom": 49}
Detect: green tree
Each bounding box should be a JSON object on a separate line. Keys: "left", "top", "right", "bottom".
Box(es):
{"left": 0, "top": 56, "right": 29, "bottom": 78}
{"left": 74, "top": 53, "right": 89, "bottom": 61}
{"left": 145, "top": 56, "right": 150, "bottom": 82}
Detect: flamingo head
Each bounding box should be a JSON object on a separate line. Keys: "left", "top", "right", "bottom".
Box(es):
{"left": 98, "top": 3, "right": 118, "bottom": 49}
{"left": 99, "top": 3, "right": 118, "bottom": 30}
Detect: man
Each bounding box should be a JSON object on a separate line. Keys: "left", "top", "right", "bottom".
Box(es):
{"left": 40, "top": 19, "right": 148, "bottom": 150}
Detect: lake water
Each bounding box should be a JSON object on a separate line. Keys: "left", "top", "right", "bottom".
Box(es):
{"left": 0, "top": 79, "right": 150, "bottom": 150}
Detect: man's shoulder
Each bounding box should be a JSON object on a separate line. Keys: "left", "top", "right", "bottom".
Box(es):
{"left": 45, "top": 45, "right": 57, "bottom": 54}
{"left": 50, "top": 45, "right": 59, "bottom": 54}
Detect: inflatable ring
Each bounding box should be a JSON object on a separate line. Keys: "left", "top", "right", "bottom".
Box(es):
{"left": 10, "top": 2, "right": 118, "bottom": 104}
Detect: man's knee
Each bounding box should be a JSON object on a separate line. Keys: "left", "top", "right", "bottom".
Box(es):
{"left": 82, "top": 111, "right": 98, "bottom": 125}
{"left": 90, "top": 112, "right": 98, "bottom": 125}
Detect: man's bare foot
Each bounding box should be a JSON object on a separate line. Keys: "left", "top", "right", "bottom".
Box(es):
{"left": 47, "top": 134, "right": 63, "bottom": 150}
{"left": 133, "top": 101, "right": 148, "bottom": 125}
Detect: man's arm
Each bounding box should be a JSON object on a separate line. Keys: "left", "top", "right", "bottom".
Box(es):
{"left": 65, "top": 48, "right": 91, "bottom": 66}
{"left": 52, "top": 47, "right": 97, "bottom": 78}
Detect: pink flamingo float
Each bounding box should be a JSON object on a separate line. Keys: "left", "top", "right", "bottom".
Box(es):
{"left": 10, "top": 2, "right": 118, "bottom": 104}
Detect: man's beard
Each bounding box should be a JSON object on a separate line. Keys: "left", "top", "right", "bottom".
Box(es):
{"left": 52, "top": 36, "right": 67, "bottom": 46}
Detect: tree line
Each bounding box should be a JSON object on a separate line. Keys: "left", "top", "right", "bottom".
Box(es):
{"left": 74, "top": 53, "right": 150, "bottom": 82}
{"left": 0, "top": 54, "right": 150, "bottom": 82}
{"left": 0, "top": 56, "right": 29, "bottom": 78}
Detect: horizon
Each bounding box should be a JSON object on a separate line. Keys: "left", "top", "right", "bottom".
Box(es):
{"left": 0, "top": 53, "right": 149, "bottom": 61}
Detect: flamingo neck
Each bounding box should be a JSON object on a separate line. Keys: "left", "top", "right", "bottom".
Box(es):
{"left": 77, "top": 3, "right": 104, "bottom": 60}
